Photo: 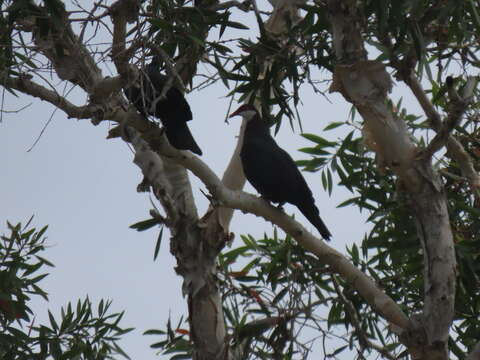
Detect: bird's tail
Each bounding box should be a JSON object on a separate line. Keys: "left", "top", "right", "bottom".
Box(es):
{"left": 165, "top": 122, "right": 202, "bottom": 155}
{"left": 298, "top": 203, "right": 332, "bottom": 240}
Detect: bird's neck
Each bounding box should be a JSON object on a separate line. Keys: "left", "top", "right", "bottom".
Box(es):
{"left": 244, "top": 114, "right": 270, "bottom": 137}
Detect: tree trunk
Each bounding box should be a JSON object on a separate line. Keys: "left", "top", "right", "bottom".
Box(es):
{"left": 327, "top": 1, "right": 456, "bottom": 359}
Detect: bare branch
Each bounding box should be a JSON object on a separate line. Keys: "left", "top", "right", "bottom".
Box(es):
{"left": 110, "top": 0, "right": 139, "bottom": 80}
{"left": 327, "top": 2, "right": 456, "bottom": 359}
{"left": 122, "top": 126, "right": 410, "bottom": 330}
{"left": 149, "top": 43, "right": 186, "bottom": 96}
{"left": 122, "top": 127, "right": 178, "bottom": 223}
{"left": 406, "top": 74, "right": 480, "bottom": 191}
{"left": 332, "top": 275, "right": 396, "bottom": 360}
{"left": 213, "top": 0, "right": 306, "bottom": 232}
{"left": 90, "top": 75, "right": 125, "bottom": 102}
{"left": 423, "top": 76, "right": 476, "bottom": 159}
{"left": 2, "top": 74, "right": 102, "bottom": 120}
{"left": 214, "top": 119, "right": 248, "bottom": 229}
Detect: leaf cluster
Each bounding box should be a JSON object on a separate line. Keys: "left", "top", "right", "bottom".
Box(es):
{"left": 143, "top": 227, "right": 406, "bottom": 359}
{"left": 0, "top": 219, "right": 133, "bottom": 360}
{"left": 299, "top": 102, "right": 480, "bottom": 356}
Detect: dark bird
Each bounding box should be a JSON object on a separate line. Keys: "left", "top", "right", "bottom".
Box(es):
{"left": 229, "top": 104, "right": 332, "bottom": 240}
{"left": 124, "top": 60, "right": 202, "bottom": 155}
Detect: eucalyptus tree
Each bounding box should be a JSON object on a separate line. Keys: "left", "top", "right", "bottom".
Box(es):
{"left": 1, "top": 0, "right": 480, "bottom": 359}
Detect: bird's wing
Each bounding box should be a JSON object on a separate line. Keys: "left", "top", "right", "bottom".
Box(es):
{"left": 273, "top": 145, "right": 315, "bottom": 203}
{"left": 164, "top": 87, "right": 193, "bottom": 122}
{"left": 145, "top": 71, "right": 193, "bottom": 123}
{"left": 241, "top": 136, "right": 311, "bottom": 203}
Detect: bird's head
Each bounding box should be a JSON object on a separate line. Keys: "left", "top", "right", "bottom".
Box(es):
{"left": 229, "top": 104, "right": 258, "bottom": 121}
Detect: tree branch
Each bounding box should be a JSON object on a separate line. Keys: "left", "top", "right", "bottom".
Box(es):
{"left": 211, "top": 119, "right": 248, "bottom": 230}
{"left": 327, "top": 2, "right": 456, "bottom": 359}
{"left": 379, "top": 30, "right": 480, "bottom": 194}
{"left": 18, "top": 2, "right": 103, "bottom": 92}
{"left": 122, "top": 126, "right": 410, "bottom": 330}
{"left": 2, "top": 74, "right": 102, "bottom": 120}
{"left": 422, "top": 76, "right": 476, "bottom": 159}
{"left": 110, "top": 0, "right": 140, "bottom": 79}
{"left": 404, "top": 73, "right": 480, "bottom": 191}
{"left": 332, "top": 275, "right": 396, "bottom": 360}
{"left": 212, "top": 0, "right": 305, "bottom": 232}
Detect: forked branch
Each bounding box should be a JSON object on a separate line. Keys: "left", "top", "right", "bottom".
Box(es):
{"left": 122, "top": 125, "right": 410, "bottom": 330}
{"left": 423, "top": 76, "right": 477, "bottom": 159}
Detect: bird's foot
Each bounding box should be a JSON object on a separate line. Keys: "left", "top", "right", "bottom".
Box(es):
{"left": 276, "top": 203, "right": 285, "bottom": 211}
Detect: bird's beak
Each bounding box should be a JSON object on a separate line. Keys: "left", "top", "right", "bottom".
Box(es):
{"left": 229, "top": 109, "right": 240, "bottom": 118}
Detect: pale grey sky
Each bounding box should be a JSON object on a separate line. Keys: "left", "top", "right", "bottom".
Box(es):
{"left": 0, "top": 73, "right": 367, "bottom": 359}
{"left": 0, "top": 1, "right": 392, "bottom": 358}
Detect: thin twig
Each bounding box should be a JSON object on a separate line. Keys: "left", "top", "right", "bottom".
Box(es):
{"left": 332, "top": 275, "right": 397, "bottom": 360}
{"left": 406, "top": 74, "right": 480, "bottom": 192}
{"left": 121, "top": 125, "right": 410, "bottom": 330}
{"left": 422, "top": 76, "right": 476, "bottom": 158}
{"left": 1, "top": 74, "right": 102, "bottom": 119}
{"left": 149, "top": 43, "right": 186, "bottom": 95}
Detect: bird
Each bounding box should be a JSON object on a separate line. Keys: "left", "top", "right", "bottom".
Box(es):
{"left": 124, "top": 59, "right": 202, "bottom": 155}
{"left": 229, "top": 104, "right": 332, "bottom": 240}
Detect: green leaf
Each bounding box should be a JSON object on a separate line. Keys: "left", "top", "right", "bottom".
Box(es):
{"left": 301, "top": 133, "right": 336, "bottom": 147}
{"left": 14, "top": 51, "right": 37, "bottom": 69}
{"left": 298, "top": 147, "right": 330, "bottom": 156}
{"left": 272, "top": 287, "right": 289, "bottom": 305}
{"left": 213, "top": 52, "right": 229, "bottom": 88}
{"left": 321, "top": 170, "right": 327, "bottom": 191}
{"left": 36, "top": 255, "right": 54, "bottom": 267}
{"left": 323, "top": 122, "right": 344, "bottom": 131}
{"left": 98, "top": 299, "right": 104, "bottom": 316}
{"left": 29, "top": 272, "right": 49, "bottom": 284}
{"left": 148, "top": 18, "right": 176, "bottom": 31}
{"left": 331, "top": 345, "right": 348, "bottom": 356}
{"left": 208, "top": 42, "right": 232, "bottom": 55}
{"left": 170, "top": 354, "right": 192, "bottom": 360}
{"left": 35, "top": 225, "right": 49, "bottom": 241}
{"left": 144, "top": 329, "right": 166, "bottom": 335}
{"left": 153, "top": 227, "right": 164, "bottom": 261}
{"left": 222, "top": 21, "right": 249, "bottom": 30}
{"left": 22, "top": 261, "right": 43, "bottom": 277}
{"left": 48, "top": 310, "right": 58, "bottom": 332}
{"left": 129, "top": 218, "right": 159, "bottom": 231}
{"left": 113, "top": 340, "right": 132, "bottom": 359}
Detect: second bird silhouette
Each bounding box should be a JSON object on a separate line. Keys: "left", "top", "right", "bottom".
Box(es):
{"left": 124, "top": 59, "right": 202, "bottom": 155}
{"left": 229, "top": 104, "right": 332, "bottom": 240}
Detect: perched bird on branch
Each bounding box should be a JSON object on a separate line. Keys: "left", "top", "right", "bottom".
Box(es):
{"left": 124, "top": 59, "right": 202, "bottom": 155}
{"left": 229, "top": 104, "right": 332, "bottom": 240}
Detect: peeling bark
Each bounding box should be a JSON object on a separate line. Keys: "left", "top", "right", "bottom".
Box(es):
{"left": 123, "top": 126, "right": 410, "bottom": 330}
{"left": 327, "top": 1, "right": 457, "bottom": 359}
{"left": 4, "top": 0, "right": 450, "bottom": 357}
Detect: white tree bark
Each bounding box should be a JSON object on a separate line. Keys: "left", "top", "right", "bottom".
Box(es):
{"left": 123, "top": 125, "right": 410, "bottom": 330}
{"left": 327, "top": 1, "right": 457, "bottom": 359}
{"left": 4, "top": 0, "right": 465, "bottom": 358}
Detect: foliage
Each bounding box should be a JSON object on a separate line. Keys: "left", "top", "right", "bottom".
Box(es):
{"left": 2, "top": 0, "right": 480, "bottom": 358}
{"left": 298, "top": 107, "right": 480, "bottom": 356}
{"left": 0, "top": 219, "right": 133, "bottom": 360}
{"left": 142, "top": 228, "right": 400, "bottom": 359}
